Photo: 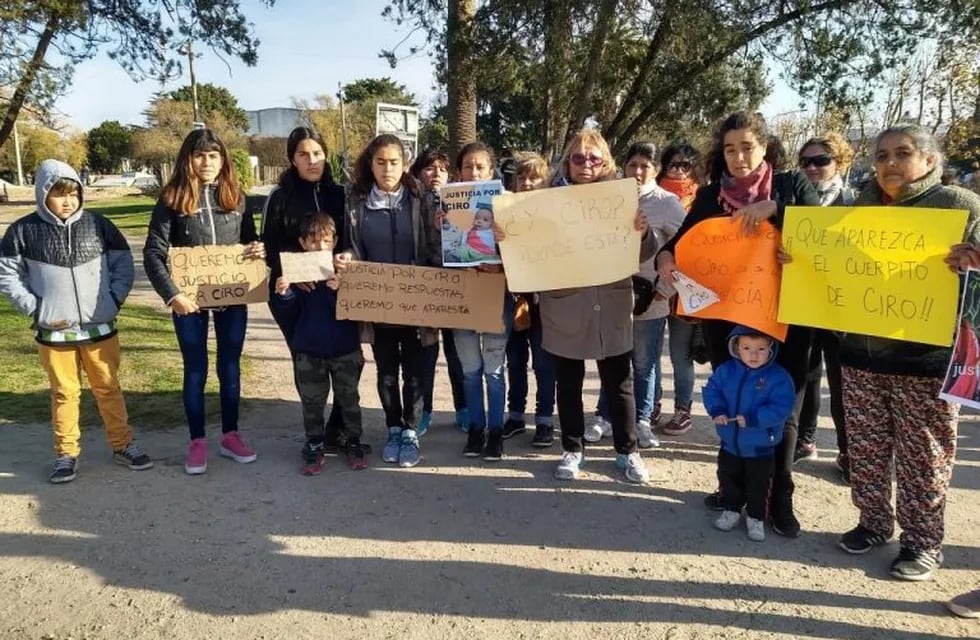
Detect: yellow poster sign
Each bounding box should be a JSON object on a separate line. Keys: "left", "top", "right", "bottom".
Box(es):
{"left": 778, "top": 206, "right": 968, "bottom": 346}
{"left": 493, "top": 178, "right": 640, "bottom": 291}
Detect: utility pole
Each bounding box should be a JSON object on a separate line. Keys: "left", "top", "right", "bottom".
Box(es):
{"left": 179, "top": 41, "right": 201, "bottom": 127}
{"left": 13, "top": 120, "right": 24, "bottom": 186}
{"left": 338, "top": 82, "right": 349, "bottom": 180}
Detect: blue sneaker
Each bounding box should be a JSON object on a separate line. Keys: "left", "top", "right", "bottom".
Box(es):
{"left": 417, "top": 411, "right": 432, "bottom": 437}
{"left": 382, "top": 427, "right": 402, "bottom": 463}
{"left": 455, "top": 408, "right": 470, "bottom": 432}
{"left": 399, "top": 429, "right": 420, "bottom": 468}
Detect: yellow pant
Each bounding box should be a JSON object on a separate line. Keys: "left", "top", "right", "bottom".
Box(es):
{"left": 38, "top": 335, "right": 132, "bottom": 458}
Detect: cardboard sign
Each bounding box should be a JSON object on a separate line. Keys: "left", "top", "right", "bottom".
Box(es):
{"left": 674, "top": 217, "right": 787, "bottom": 341}
{"left": 941, "top": 268, "right": 980, "bottom": 407}
{"left": 779, "top": 206, "right": 967, "bottom": 346}
{"left": 280, "top": 250, "right": 335, "bottom": 283}
{"left": 494, "top": 178, "right": 640, "bottom": 291}
{"left": 336, "top": 261, "right": 506, "bottom": 333}
{"left": 438, "top": 180, "right": 504, "bottom": 267}
{"left": 168, "top": 244, "right": 268, "bottom": 308}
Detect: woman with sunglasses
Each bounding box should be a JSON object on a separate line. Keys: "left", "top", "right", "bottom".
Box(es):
{"left": 528, "top": 130, "right": 657, "bottom": 482}
{"left": 655, "top": 142, "right": 706, "bottom": 437}
{"left": 657, "top": 111, "right": 820, "bottom": 537}
{"left": 793, "top": 133, "right": 855, "bottom": 481}
{"left": 587, "top": 142, "right": 685, "bottom": 450}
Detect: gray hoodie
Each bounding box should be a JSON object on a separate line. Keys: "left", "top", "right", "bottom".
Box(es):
{"left": 0, "top": 159, "right": 134, "bottom": 344}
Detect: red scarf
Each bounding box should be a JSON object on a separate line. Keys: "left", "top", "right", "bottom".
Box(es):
{"left": 658, "top": 177, "right": 699, "bottom": 212}
{"left": 719, "top": 161, "right": 773, "bottom": 214}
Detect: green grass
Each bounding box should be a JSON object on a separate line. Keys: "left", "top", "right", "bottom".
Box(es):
{"left": 0, "top": 297, "right": 238, "bottom": 430}
{"left": 85, "top": 196, "right": 156, "bottom": 232}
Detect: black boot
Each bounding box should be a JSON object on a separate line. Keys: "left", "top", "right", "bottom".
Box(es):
{"left": 770, "top": 477, "right": 801, "bottom": 538}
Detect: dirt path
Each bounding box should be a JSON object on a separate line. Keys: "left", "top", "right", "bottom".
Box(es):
{"left": 0, "top": 228, "right": 978, "bottom": 639}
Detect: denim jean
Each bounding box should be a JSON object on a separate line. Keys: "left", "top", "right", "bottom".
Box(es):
{"left": 598, "top": 316, "right": 666, "bottom": 423}
{"left": 172, "top": 305, "right": 248, "bottom": 439}
{"left": 505, "top": 311, "right": 556, "bottom": 425}
{"left": 421, "top": 328, "right": 467, "bottom": 413}
{"left": 453, "top": 299, "right": 512, "bottom": 431}
{"left": 667, "top": 315, "right": 696, "bottom": 408}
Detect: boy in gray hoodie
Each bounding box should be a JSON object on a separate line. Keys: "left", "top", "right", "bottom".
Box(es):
{"left": 0, "top": 159, "right": 152, "bottom": 483}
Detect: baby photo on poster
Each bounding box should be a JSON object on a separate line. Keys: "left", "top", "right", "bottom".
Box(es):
{"left": 438, "top": 180, "right": 504, "bottom": 267}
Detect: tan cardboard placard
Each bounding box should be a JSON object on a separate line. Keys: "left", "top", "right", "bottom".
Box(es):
{"left": 493, "top": 178, "right": 640, "bottom": 291}
{"left": 336, "top": 261, "right": 506, "bottom": 333}
{"left": 280, "top": 250, "right": 335, "bottom": 283}
{"left": 168, "top": 244, "right": 269, "bottom": 308}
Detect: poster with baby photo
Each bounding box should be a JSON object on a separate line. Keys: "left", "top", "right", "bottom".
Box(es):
{"left": 438, "top": 180, "right": 504, "bottom": 267}
{"left": 940, "top": 268, "right": 980, "bottom": 409}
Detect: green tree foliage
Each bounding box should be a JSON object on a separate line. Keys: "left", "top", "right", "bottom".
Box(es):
{"left": 229, "top": 148, "right": 253, "bottom": 192}
{"left": 85, "top": 120, "right": 133, "bottom": 173}
{"left": 131, "top": 98, "right": 243, "bottom": 174}
{"left": 170, "top": 83, "right": 250, "bottom": 132}
{"left": 382, "top": 0, "right": 980, "bottom": 157}
{"left": 0, "top": 122, "right": 86, "bottom": 179}
{"left": 0, "top": 0, "right": 274, "bottom": 150}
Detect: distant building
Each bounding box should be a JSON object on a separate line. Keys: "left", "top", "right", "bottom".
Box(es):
{"left": 246, "top": 108, "right": 308, "bottom": 138}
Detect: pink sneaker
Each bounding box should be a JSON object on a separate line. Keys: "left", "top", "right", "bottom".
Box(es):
{"left": 185, "top": 438, "right": 208, "bottom": 475}
{"left": 220, "top": 431, "right": 257, "bottom": 464}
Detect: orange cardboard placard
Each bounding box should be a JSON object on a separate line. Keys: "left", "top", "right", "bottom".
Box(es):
{"left": 674, "top": 217, "right": 788, "bottom": 341}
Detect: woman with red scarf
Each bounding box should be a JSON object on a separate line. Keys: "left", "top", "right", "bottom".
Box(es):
{"left": 656, "top": 111, "right": 819, "bottom": 539}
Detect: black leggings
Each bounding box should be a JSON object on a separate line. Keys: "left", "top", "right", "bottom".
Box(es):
{"left": 553, "top": 351, "right": 637, "bottom": 454}
{"left": 371, "top": 326, "right": 424, "bottom": 430}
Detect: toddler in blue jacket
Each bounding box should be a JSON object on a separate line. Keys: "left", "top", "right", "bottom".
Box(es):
{"left": 702, "top": 325, "right": 795, "bottom": 541}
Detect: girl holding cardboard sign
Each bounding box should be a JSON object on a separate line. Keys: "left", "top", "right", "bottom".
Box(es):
{"left": 143, "top": 128, "right": 265, "bottom": 475}
{"left": 655, "top": 111, "right": 819, "bottom": 537}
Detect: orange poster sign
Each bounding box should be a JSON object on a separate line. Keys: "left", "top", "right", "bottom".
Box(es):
{"left": 674, "top": 217, "right": 788, "bottom": 341}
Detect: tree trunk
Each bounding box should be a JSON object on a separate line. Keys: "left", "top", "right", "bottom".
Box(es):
{"left": 0, "top": 13, "right": 61, "bottom": 150}
{"left": 564, "top": 0, "right": 618, "bottom": 142}
{"left": 540, "top": 0, "right": 572, "bottom": 161}
{"left": 447, "top": 0, "right": 477, "bottom": 165}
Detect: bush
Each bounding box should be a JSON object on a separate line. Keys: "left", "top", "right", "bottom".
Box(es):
{"left": 230, "top": 148, "right": 254, "bottom": 192}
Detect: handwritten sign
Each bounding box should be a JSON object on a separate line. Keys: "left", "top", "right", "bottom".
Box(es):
{"left": 438, "top": 180, "right": 504, "bottom": 267}
{"left": 280, "top": 250, "right": 335, "bottom": 283}
{"left": 941, "top": 268, "right": 980, "bottom": 407}
{"left": 494, "top": 178, "right": 640, "bottom": 291}
{"left": 674, "top": 217, "right": 787, "bottom": 341}
{"left": 674, "top": 271, "right": 721, "bottom": 314}
{"left": 779, "top": 206, "right": 967, "bottom": 346}
{"left": 168, "top": 244, "right": 268, "bottom": 308}
{"left": 336, "top": 261, "right": 506, "bottom": 333}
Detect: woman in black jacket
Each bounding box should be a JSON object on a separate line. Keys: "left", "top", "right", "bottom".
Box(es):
{"left": 657, "top": 111, "right": 820, "bottom": 538}
{"left": 261, "top": 127, "right": 348, "bottom": 447}
{"left": 143, "top": 128, "right": 265, "bottom": 476}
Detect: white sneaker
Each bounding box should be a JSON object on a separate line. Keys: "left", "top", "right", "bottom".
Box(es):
{"left": 637, "top": 420, "right": 660, "bottom": 449}
{"left": 554, "top": 451, "right": 584, "bottom": 480}
{"left": 747, "top": 516, "right": 765, "bottom": 541}
{"left": 622, "top": 452, "right": 649, "bottom": 484}
{"left": 583, "top": 416, "right": 611, "bottom": 443}
{"left": 715, "top": 510, "right": 741, "bottom": 531}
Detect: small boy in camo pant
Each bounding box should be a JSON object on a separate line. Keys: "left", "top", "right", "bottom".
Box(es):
{"left": 273, "top": 213, "right": 365, "bottom": 474}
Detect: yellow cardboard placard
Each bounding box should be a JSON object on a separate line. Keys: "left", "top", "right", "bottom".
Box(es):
{"left": 493, "top": 179, "right": 640, "bottom": 291}
{"left": 674, "top": 217, "right": 787, "bottom": 341}
{"left": 778, "top": 206, "right": 968, "bottom": 346}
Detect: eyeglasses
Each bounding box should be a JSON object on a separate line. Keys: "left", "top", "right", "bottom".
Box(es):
{"left": 668, "top": 161, "right": 692, "bottom": 171}
{"left": 570, "top": 153, "right": 604, "bottom": 168}
{"left": 798, "top": 154, "right": 834, "bottom": 169}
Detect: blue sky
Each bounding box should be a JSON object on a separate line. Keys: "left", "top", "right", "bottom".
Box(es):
{"left": 55, "top": 0, "right": 802, "bottom": 132}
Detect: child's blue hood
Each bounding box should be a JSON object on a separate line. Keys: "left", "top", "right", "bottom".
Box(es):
{"left": 727, "top": 324, "right": 779, "bottom": 368}
{"left": 34, "top": 159, "right": 84, "bottom": 226}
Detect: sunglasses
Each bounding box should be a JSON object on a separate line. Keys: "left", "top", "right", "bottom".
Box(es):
{"left": 570, "top": 153, "right": 604, "bottom": 168}
{"left": 799, "top": 154, "right": 834, "bottom": 169}
{"left": 668, "top": 161, "right": 692, "bottom": 171}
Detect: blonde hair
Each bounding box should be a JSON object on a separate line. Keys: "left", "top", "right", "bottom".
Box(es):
{"left": 799, "top": 132, "right": 855, "bottom": 171}
{"left": 514, "top": 151, "right": 549, "bottom": 182}
{"left": 558, "top": 129, "right": 618, "bottom": 182}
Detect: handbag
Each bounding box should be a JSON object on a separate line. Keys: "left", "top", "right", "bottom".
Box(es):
{"left": 631, "top": 275, "right": 655, "bottom": 316}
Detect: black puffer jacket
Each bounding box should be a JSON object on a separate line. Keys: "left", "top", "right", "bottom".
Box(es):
{"left": 143, "top": 185, "right": 257, "bottom": 303}
{"left": 261, "top": 171, "right": 346, "bottom": 283}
